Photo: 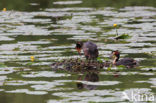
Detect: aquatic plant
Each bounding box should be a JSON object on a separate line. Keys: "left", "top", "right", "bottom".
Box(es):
{"left": 113, "top": 24, "right": 131, "bottom": 40}
{"left": 30, "top": 56, "right": 35, "bottom": 62}
{"left": 115, "top": 34, "right": 131, "bottom": 39}
{"left": 113, "top": 23, "right": 118, "bottom": 36}
{"left": 2, "top": 8, "right": 6, "bottom": 12}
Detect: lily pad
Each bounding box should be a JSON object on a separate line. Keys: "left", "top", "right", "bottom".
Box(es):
{"left": 115, "top": 34, "right": 131, "bottom": 40}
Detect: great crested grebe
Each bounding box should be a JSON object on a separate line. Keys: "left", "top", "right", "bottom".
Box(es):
{"left": 75, "top": 41, "right": 99, "bottom": 60}
{"left": 112, "top": 50, "right": 138, "bottom": 68}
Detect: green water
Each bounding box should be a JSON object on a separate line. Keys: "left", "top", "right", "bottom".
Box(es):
{"left": 0, "top": 0, "right": 156, "bottom": 103}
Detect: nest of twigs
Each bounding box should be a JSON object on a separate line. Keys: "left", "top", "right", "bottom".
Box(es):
{"left": 51, "top": 58, "right": 111, "bottom": 72}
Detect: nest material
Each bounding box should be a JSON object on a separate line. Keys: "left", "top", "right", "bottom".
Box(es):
{"left": 51, "top": 58, "right": 111, "bottom": 72}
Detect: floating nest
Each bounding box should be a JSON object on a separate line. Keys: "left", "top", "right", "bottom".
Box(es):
{"left": 51, "top": 58, "right": 111, "bottom": 72}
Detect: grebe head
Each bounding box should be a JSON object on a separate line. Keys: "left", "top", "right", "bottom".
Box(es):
{"left": 112, "top": 50, "right": 120, "bottom": 64}
{"left": 75, "top": 41, "right": 83, "bottom": 54}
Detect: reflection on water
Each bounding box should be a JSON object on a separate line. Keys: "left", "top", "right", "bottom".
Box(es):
{"left": 0, "top": 0, "right": 156, "bottom": 103}
{"left": 76, "top": 72, "right": 99, "bottom": 90}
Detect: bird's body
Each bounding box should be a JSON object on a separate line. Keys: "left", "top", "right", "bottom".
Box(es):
{"left": 82, "top": 41, "right": 98, "bottom": 59}
{"left": 112, "top": 50, "right": 138, "bottom": 68}
{"left": 115, "top": 58, "right": 138, "bottom": 68}
{"left": 76, "top": 41, "right": 98, "bottom": 60}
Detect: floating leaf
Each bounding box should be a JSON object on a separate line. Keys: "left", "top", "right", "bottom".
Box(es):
{"left": 26, "top": 62, "right": 34, "bottom": 66}
{"left": 13, "top": 68, "right": 24, "bottom": 71}
{"left": 4, "top": 69, "right": 9, "bottom": 71}
{"left": 13, "top": 47, "right": 20, "bottom": 51}
{"left": 115, "top": 34, "right": 131, "bottom": 39}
